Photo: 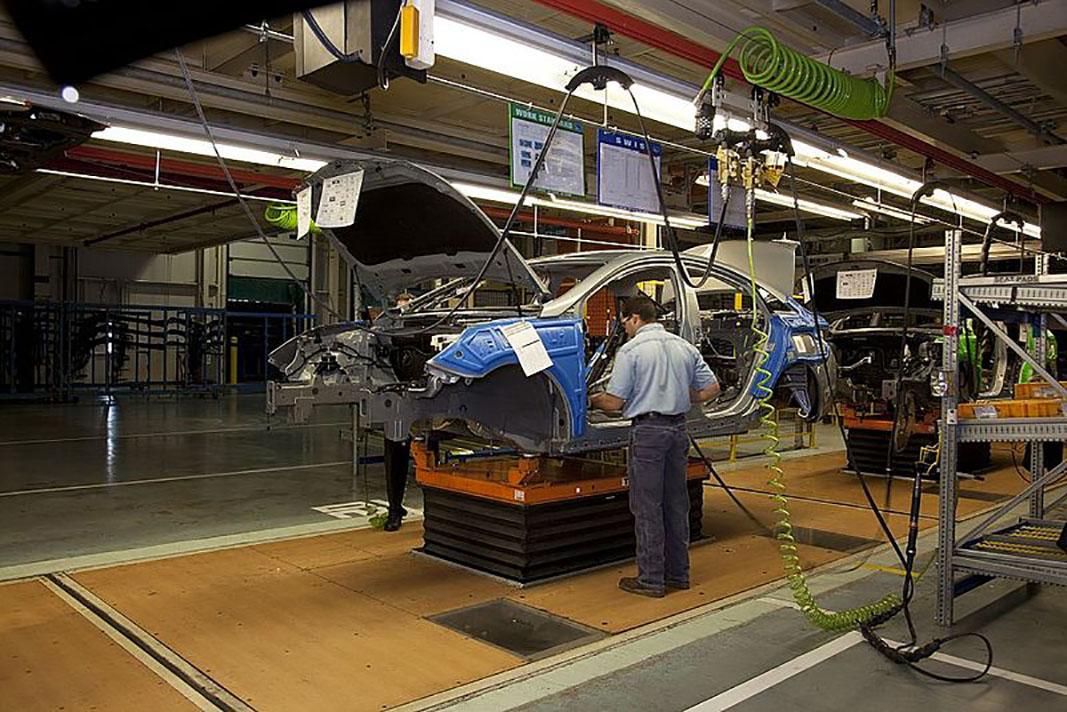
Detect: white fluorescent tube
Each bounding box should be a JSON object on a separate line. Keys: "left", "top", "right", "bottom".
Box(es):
{"left": 851, "top": 199, "right": 933, "bottom": 224}
{"left": 36, "top": 169, "right": 292, "bottom": 203}
{"left": 754, "top": 188, "right": 863, "bottom": 221}
{"left": 452, "top": 181, "right": 708, "bottom": 229}
{"left": 92, "top": 126, "right": 329, "bottom": 173}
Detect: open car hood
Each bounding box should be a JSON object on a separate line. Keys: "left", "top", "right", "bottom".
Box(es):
{"left": 807, "top": 259, "right": 938, "bottom": 319}
{"left": 303, "top": 159, "right": 547, "bottom": 300}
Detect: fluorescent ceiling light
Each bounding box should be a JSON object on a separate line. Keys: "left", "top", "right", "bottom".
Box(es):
{"left": 438, "top": 16, "right": 1041, "bottom": 237}
{"left": 92, "top": 126, "right": 329, "bottom": 173}
{"left": 851, "top": 199, "right": 933, "bottom": 224}
{"left": 754, "top": 188, "right": 863, "bottom": 221}
{"left": 453, "top": 181, "right": 708, "bottom": 229}
{"left": 436, "top": 16, "right": 694, "bottom": 131}
{"left": 36, "top": 168, "right": 291, "bottom": 203}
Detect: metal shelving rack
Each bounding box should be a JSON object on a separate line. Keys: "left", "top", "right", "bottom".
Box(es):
{"left": 936, "top": 229, "right": 1067, "bottom": 626}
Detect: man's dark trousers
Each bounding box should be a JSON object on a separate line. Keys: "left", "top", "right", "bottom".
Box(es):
{"left": 383, "top": 438, "right": 412, "bottom": 517}
{"left": 628, "top": 414, "right": 691, "bottom": 590}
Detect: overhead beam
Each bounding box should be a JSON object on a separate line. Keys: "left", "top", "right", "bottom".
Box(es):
{"left": 815, "top": 0, "right": 1067, "bottom": 74}
{"left": 995, "top": 39, "right": 1067, "bottom": 109}
{"left": 938, "top": 65, "right": 1064, "bottom": 145}
{"left": 975, "top": 144, "right": 1067, "bottom": 174}
{"left": 82, "top": 199, "right": 239, "bottom": 247}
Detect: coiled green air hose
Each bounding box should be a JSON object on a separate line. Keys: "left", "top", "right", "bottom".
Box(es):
{"left": 264, "top": 203, "right": 318, "bottom": 234}
{"left": 741, "top": 184, "right": 901, "bottom": 631}
{"left": 701, "top": 26, "right": 894, "bottom": 121}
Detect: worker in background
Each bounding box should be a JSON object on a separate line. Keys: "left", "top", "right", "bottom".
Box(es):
{"left": 590, "top": 296, "right": 720, "bottom": 597}
{"left": 382, "top": 292, "right": 416, "bottom": 532}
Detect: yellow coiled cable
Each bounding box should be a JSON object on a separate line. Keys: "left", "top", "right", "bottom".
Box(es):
{"left": 742, "top": 186, "right": 901, "bottom": 631}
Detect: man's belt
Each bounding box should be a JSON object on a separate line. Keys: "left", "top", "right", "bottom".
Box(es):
{"left": 632, "top": 412, "right": 686, "bottom": 423}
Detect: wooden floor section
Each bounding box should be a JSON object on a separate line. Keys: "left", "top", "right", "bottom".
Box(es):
{"left": 0, "top": 580, "right": 197, "bottom": 711}
{"left": 5, "top": 447, "right": 1047, "bottom": 711}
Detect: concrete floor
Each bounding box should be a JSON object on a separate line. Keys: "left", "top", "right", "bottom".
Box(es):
{"left": 0, "top": 394, "right": 422, "bottom": 574}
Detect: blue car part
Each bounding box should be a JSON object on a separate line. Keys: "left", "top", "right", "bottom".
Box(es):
{"left": 429, "top": 317, "right": 589, "bottom": 438}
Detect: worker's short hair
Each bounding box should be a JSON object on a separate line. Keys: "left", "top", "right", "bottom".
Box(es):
{"left": 620, "top": 296, "right": 658, "bottom": 323}
{"left": 395, "top": 292, "right": 415, "bottom": 303}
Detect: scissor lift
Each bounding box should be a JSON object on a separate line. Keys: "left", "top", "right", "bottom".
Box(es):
{"left": 412, "top": 440, "right": 708, "bottom": 583}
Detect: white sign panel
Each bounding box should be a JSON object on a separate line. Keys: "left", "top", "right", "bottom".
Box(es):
{"left": 597, "top": 129, "right": 662, "bottom": 214}
{"left": 835, "top": 268, "right": 878, "bottom": 300}
{"left": 296, "top": 186, "right": 312, "bottom": 238}
{"left": 500, "top": 321, "right": 552, "bottom": 376}
{"left": 315, "top": 170, "right": 365, "bottom": 228}
{"left": 509, "top": 104, "right": 585, "bottom": 197}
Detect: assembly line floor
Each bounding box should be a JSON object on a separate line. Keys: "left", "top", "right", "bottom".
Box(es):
{"left": 0, "top": 395, "right": 421, "bottom": 575}
{"left": 1, "top": 395, "right": 1065, "bottom": 710}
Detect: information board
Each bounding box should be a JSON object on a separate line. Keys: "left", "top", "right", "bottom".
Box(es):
{"left": 836, "top": 268, "right": 878, "bottom": 300}
{"left": 509, "top": 104, "right": 585, "bottom": 197}
{"left": 597, "top": 129, "right": 662, "bottom": 214}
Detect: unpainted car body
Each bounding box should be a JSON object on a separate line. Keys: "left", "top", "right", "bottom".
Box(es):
{"left": 268, "top": 158, "right": 834, "bottom": 453}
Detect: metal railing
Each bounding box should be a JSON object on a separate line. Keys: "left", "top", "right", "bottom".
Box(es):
{"left": 0, "top": 300, "right": 316, "bottom": 398}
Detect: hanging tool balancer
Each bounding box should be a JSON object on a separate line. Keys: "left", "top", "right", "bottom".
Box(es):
{"left": 698, "top": 78, "right": 791, "bottom": 213}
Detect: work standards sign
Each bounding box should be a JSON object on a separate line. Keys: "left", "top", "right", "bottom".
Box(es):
{"left": 509, "top": 104, "right": 585, "bottom": 197}
{"left": 597, "top": 129, "right": 662, "bottom": 214}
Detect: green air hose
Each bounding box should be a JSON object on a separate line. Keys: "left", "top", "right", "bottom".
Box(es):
{"left": 700, "top": 26, "right": 894, "bottom": 121}
{"left": 264, "top": 203, "right": 318, "bottom": 234}
{"left": 741, "top": 184, "right": 900, "bottom": 631}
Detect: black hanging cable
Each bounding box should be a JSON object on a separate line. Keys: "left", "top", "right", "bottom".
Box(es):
{"left": 376, "top": 5, "right": 405, "bottom": 90}
{"left": 376, "top": 86, "right": 585, "bottom": 338}
{"left": 843, "top": 178, "right": 995, "bottom": 683}
{"left": 300, "top": 10, "right": 364, "bottom": 63}
{"left": 786, "top": 161, "right": 908, "bottom": 568}
{"left": 174, "top": 49, "right": 345, "bottom": 324}
{"left": 690, "top": 434, "right": 773, "bottom": 536}
{"left": 629, "top": 84, "right": 913, "bottom": 570}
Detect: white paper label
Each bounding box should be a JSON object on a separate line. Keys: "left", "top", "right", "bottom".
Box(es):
{"left": 500, "top": 321, "right": 552, "bottom": 376}
{"left": 836, "top": 269, "right": 878, "bottom": 299}
{"left": 296, "top": 186, "right": 312, "bottom": 238}
{"left": 974, "top": 405, "right": 999, "bottom": 420}
{"left": 315, "top": 170, "right": 364, "bottom": 228}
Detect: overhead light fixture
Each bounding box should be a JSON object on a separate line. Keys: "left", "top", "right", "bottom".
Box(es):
{"left": 754, "top": 188, "right": 863, "bottom": 221}
{"left": 851, "top": 199, "right": 934, "bottom": 224}
{"left": 36, "top": 168, "right": 291, "bottom": 203}
{"left": 92, "top": 126, "right": 329, "bottom": 173}
{"left": 452, "top": 181, "right": 709, "bottom": 229}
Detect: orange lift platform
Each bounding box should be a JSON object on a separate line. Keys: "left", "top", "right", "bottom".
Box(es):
{"left": 412, "top": 440, "right": 708, "bottom": 583}
{"left": 839, "top": 404, "right": 990, "bottom": 478}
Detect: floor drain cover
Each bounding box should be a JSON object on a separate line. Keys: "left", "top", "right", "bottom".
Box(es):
{"left": 768, "top": 527, "right": 880, "bottom": 553}
{"left": 430, "top": 599, "right": 603, "bottom": 659}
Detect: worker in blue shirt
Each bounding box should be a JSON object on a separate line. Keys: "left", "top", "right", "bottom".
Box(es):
{"left": 590, "top": 296, "right": 720, "bottom": 597}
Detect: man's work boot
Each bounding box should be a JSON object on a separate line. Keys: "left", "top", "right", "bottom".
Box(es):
{"left": 666, "top": 580, "right": 690, "bottom": 591}
{"left": 383, "top": 511, "right": 404, "bottom": 532}
{"left": 618, "top": 577, "right": 665, "bottom": 598}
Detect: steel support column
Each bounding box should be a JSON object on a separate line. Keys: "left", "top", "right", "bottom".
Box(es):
{"left": 937, "top": 229, "right": 962, "bottom": 627}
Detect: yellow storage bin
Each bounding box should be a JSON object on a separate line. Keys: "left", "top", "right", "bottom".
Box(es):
{"left": 1014, "top": 381, "right": 1067, "bottom": 399}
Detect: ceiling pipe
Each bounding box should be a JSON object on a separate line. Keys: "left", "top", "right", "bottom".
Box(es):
{"left": 529, "top": 0, "right": 1046, "bottom": 204}
{"left": 83, "top": 199, "right": 239, "bottom": 247}
{"left": 66, "top": 145, "right": 300, "bottom": 190}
